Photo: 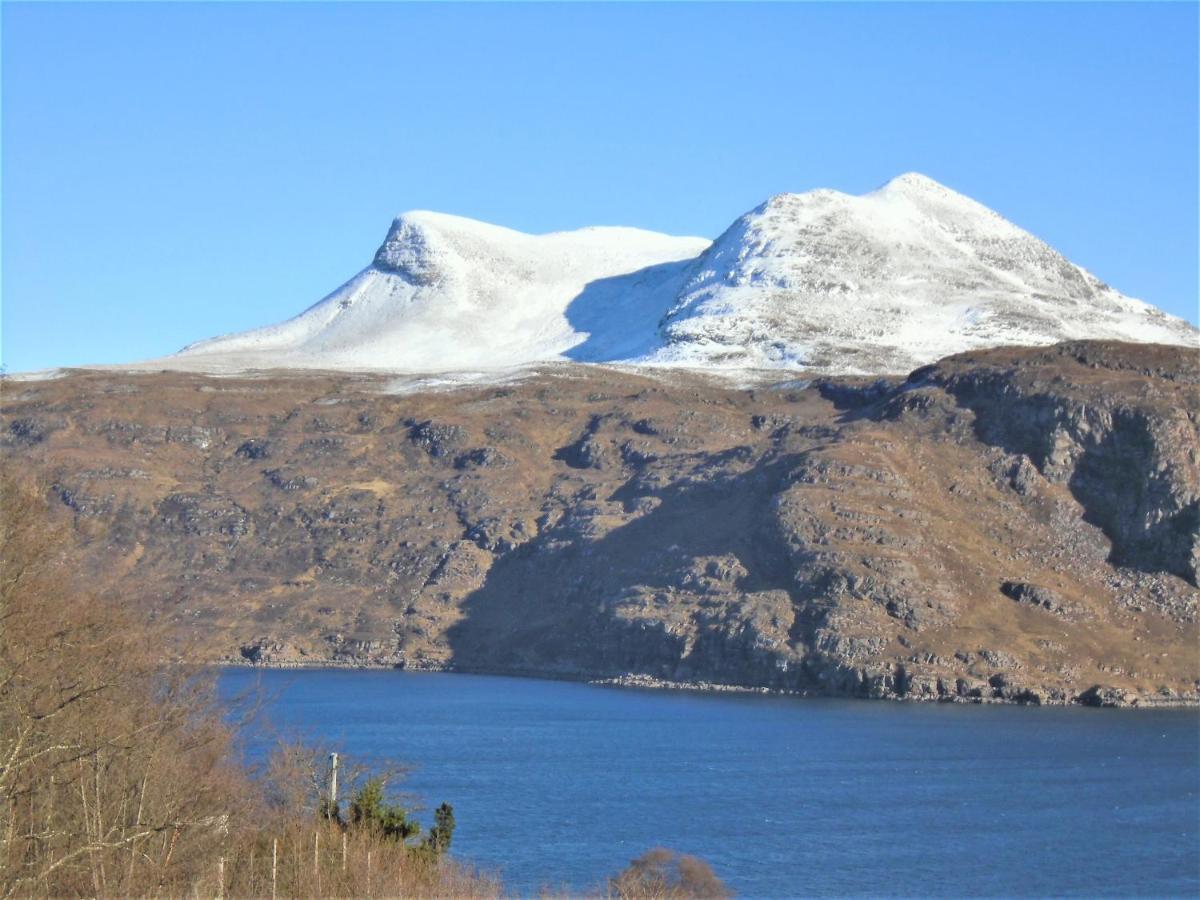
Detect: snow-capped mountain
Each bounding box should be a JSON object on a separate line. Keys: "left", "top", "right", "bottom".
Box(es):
{"left": 176, "top": 214, "right": 709, "bottom": 372}
{"left": 655, "top": 173, "right": 1195, "bottom": 373}
{"left": 172, "top": 174, "right": 1196, "bottom": 376}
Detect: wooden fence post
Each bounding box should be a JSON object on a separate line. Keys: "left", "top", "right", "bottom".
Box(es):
{"left": 271, "top": 838, "right": 277, "bottom": 900}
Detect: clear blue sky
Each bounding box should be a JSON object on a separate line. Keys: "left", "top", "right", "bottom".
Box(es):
{"left": 3, "top": 2, "right": 1197, "bottom": 372}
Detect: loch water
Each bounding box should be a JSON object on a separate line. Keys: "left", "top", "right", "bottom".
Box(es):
{"left": 219, "top": 669, "right": 1199, "bottom": 898}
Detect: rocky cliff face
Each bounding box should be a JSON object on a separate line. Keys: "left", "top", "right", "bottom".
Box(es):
{"left": 3, "top": 341, "right": 1196, "bottom": 706}
{"left": 908, "top": 342, "right": 1199, "bottom": 586}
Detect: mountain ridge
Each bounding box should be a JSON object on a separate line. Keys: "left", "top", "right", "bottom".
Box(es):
{"left": 156, "top": 173, "right": 1196, "bottom": 376}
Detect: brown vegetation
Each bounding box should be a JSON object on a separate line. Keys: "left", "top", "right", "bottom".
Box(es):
{"left": 608, "top": 849, "right": 731, "bottom": 899}
{"left": 0, "top": 476, "right": 499, "bottom": 897}
{"left": 2, "top": 342, "right": 1195, "bottom": 706}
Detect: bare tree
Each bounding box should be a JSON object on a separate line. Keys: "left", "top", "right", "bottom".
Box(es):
{"left": 1, "top": 476, "right": 253, "bottom": 896}
{"left": 0, "top": 475, "right": 501, "bottom": 898}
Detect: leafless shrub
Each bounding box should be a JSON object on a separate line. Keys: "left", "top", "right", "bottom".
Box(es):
{"left": 0, "top": 474, "right": 499, "bottom": 898}
{"left": 608, "top": 847, "right": 733, "bottom": 899}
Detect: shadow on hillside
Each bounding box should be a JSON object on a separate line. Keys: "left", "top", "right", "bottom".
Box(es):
{"left": 442, "top": 453, "right": 825, "bottom": 686}
{"left": 562, "top": 259, "right": 696, "bottom": 362}
{"left": 956, "top": 390, "right": 1199, "bottom": 585}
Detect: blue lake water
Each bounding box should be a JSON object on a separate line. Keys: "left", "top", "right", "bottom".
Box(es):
{"left": 219, "top": 669, "right": 1200, "bottom": 898}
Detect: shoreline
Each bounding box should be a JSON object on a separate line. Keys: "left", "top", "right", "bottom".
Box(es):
{"left": 215, "top": 657, "right": 1200, "bottom": 710}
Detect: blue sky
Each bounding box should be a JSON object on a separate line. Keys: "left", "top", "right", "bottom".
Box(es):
{"left": 3, "top": 2, "right": 1197, "bottom": 372}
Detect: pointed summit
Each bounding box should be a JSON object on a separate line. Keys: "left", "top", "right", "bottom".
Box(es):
{"left": 876, "top": 171, "right": 948, "bottom": 194}
{"left": 372, "top": 213, "right": 457, "bottom": 285}
{"left": 869, "top": 172, "right": 1009, "bottom": 226}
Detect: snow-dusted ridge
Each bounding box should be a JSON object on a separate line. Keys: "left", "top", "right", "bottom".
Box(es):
{"left": 176, "top": 211, "right": 709, "bottom": 374}
{"left": 165, "top": 173, "right": 1196, "bottom": 377}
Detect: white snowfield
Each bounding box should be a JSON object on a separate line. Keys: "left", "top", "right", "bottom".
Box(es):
{"left": 170, "top": 173, "right": 1196, "bottom": 377}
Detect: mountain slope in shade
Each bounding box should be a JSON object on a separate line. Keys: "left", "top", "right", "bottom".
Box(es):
{"left": 171, "top": 174, "right": 1196, "bottom": 376}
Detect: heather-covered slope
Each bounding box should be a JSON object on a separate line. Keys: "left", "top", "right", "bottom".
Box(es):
{"left": 3, "top": 341, "right": 1197, "bottom": 705}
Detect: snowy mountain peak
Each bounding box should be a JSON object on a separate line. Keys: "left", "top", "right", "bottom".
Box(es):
{"left": 760, "top": 173, "right": 960, "bottom": 211}
{"left": 372, "top": 212, "right": 455, "bottom": 284}
{"left": 170, "top": 176, "right": 1197, "bottom": 377}
{"left": 652, "top": 174, "right": 1198, "bottom": 373}
{"left": 877, "top": 171, "right": 950, "bottom": 195}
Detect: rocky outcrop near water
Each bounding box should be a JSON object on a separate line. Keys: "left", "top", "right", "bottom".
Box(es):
{"left": 2, "top": 341, "right": 1197, "bottom": 706}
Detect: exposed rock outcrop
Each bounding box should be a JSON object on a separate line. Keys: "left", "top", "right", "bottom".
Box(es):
{"left": 2, "top": 341, "right": 1196, "bottom": 706}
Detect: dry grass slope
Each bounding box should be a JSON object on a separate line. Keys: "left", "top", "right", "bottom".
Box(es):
{"left": 1, "top": 341, "right": 1196, "bottom": 706}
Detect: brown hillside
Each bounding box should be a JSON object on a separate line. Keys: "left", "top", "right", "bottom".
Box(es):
{"left": 2, "top": 341, "right": 1196, "bottom": 706}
